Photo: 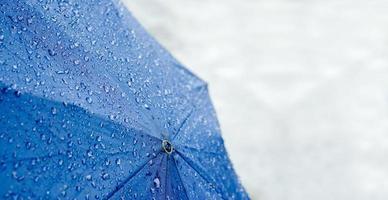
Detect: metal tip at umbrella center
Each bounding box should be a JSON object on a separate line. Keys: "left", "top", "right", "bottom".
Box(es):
{"left": 162, "top": 140, "right": 174, "bottom": 154}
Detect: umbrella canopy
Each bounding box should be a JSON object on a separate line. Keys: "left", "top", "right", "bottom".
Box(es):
{"left": 0, "top": 0, "right": 249, "bottom": 199}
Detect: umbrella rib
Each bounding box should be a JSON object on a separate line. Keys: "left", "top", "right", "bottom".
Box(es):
{"left": 164, "top": 155, "right": 169, "bottom": 200}
{"left": 171, "top": 85, "right": 210, "bottom": 142}
{"left": 172, "top": 156, "right": 190, "bottom": 200}
{"left": 104, "top": 150, "right": 162, "bottom": 199}
{"left": 144, "top": 153, "right": 166, "bottom": 197}
{"left": 171, "top": 108, "right": 194, "bottom": 142}
{"left": 175, "top": 151, "right": 226, "bottom": 200}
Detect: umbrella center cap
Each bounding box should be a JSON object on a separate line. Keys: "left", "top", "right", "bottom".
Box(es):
{"left": 162, "top": 140, "right": 174, "bottom": 154}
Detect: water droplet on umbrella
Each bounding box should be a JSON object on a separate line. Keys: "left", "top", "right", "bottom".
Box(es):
{"left": 85, "top": 174, "right": 92, "bottom": 181}
{"left": 25, "top": 77, "right": 32, "bottom": 83}
{"left": 14, "top": 90, "right": 21, "bottom": 97}
{"left": 86, "top": 150, "right": 93, "bottom": 157}
{"left": 86, "top": 26, "right": 93, "bottom": 32}
{"left": 51, "top": 107, "right": 57, "bottom": 115}
{"left": 101, "top": 172, "right": 109, "bottom": 180}
{"left": 48, "top": 49, "right": 57, "bottom": 56}
{"left": 86, "top": 97, "right": 93, "bottom": 104}
{"left": 153, "top": 177, "right": 160, "bottom": 188}
{"left": 115, "top": 158, "right": 121, "bottom": 165}
{"left": 104, "top": 158, "right": 110, "bottom": 166}
{"left": 25, "top": 142, "right": 32, "bottom": 149}
{"left": 40, "top": 134, "right": 47, "bottom": 141}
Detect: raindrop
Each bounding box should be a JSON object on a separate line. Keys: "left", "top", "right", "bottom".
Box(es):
{"left": 109, "top": 115, "right": 115, "bottom": 120}
{"left": 104, "top": 158, "right": 110, "bottom": 166}
{"left": 72, "top": 42, "right": 80, "bottom": 49}
{"left": 40, "top": 134, "right": 47, "bottom": 141}
{"left": 86, "top": 150, "right": 93, "bottom": 157}
{"left": 56, "top": 70, "right": 69, "bottom": 74}
{"left": 86, "top": 97, "right": 93, "bottom": 104}
{"left": 25, "top": 142, "right": 32, "bottom": 149}
{"left": 103, "top": 85, "right": 109, "bottom": 93}
{"left": 86, "top": 26, "right": 93, "bottom": 32}
{"left": 96, "top": 136, "right": 102, "bottom": 142}
{"left": 14, "top": 90, "right": 21, "bottom": 97}
{"left": 25, "top": 77, "right": 32, "bottom": 83}
{"left": 85, "top": 174, "right": 92, "bottom": 181}
{"left": 127, "top": 80, "right": 132, "bottom": 87}
{"left": 67, "top": 141, "right": 73, "bottom": 148}
{"left": 143, "top": 104, "right": 150, "bottom": 110}
{"left": 101, "top": 172, "right": 110, "bottom": 180}
{"left": 58, "top": 159, "right": 64, "bottom": 166}
{"left": 153, "top": 177, "right": 160, "bottom": 188}
{"left": 48, "top": 49, "right": 57, "bottom": 56}
{"left": 51, "top": 107, "right": 57, "bottom": 115}
{"left": 74, "top": 59, "right": 80, "bottom": 65}
{"left": 115, "top": 158, "right": 121, "bottom": 165}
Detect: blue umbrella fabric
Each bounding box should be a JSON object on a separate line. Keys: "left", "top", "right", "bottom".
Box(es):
{"left": 0, "top": 0, "right": 249, "bottom": 199}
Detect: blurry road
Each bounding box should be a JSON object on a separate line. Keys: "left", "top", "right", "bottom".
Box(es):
{"left": 123, "top": 1, "right": 388, "bottom": 199}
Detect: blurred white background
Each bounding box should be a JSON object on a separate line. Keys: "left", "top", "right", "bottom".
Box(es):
{"left": 123, "top": 1, "right": 388, "bottom": 199}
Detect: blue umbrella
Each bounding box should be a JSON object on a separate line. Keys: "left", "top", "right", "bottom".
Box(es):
{"left": 0, "top": 0, "right": 249, "bottom": 199}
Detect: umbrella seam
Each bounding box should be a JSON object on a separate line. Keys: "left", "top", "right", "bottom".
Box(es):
{"left": 171, "top": 108, "right": 194, "bottom": 142}
{"left": 104, "top": 150, "right": 162, "bottom": 199}
{"left": 175, "top": 151, "right": 226, "bottom": 200}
